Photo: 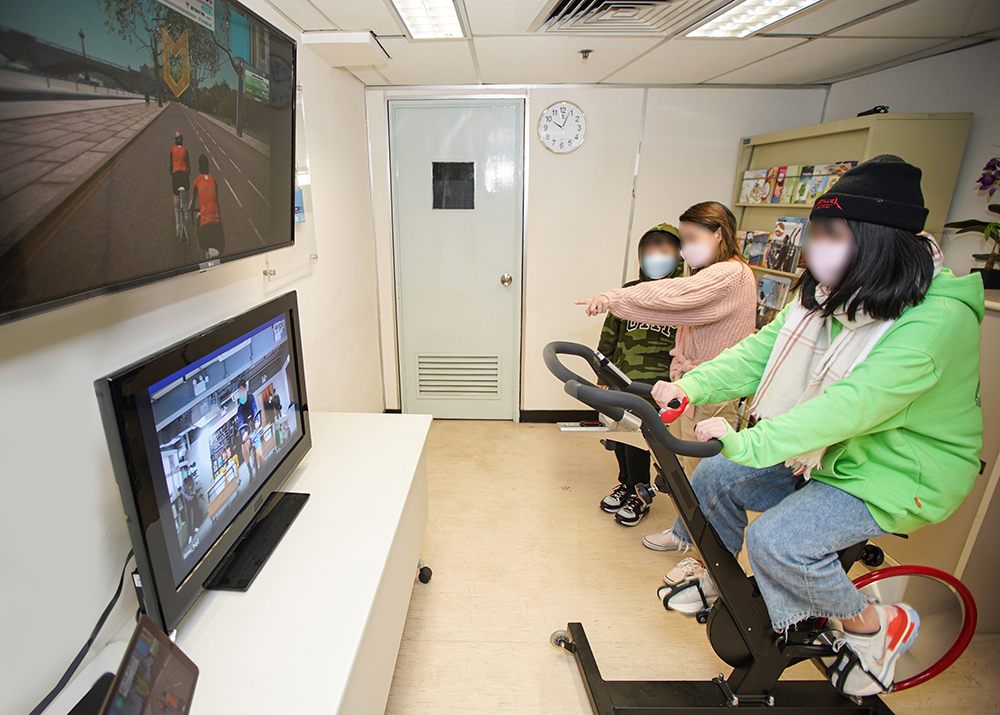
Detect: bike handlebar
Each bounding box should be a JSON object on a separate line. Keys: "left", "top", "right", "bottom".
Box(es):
{"left": 543, "top": 341, "right": 723, "bottom": 459}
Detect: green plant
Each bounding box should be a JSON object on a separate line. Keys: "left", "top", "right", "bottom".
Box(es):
{"left": 945, "top": 203, "right": 1000, "bottom": 272}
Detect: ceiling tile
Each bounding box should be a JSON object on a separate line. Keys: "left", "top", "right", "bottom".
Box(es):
{"left": 707, "top": 36, "right": 943, "bottom": 84}
{"left": 762, "top": 0, "right": 905, "bottom": 36}
{"left": 831, "top": 0, "right": 988, "bottom": 38}
{"left": 271, "top": 0, "right": 338, "bottom": 30}
{"left": 464, "top": 0, "right": 548, "bottom": 35}
{"left": 963, "top": 0, "right": 1000, "bottom": 34}
{"left": 309, "top": 0, "right": 403, "bottom": 35}
{"left": 474, "top": 36, "right": 660, "bottom": 84}
{"left": 603, "top": 37, "right": 808, "bottom": 84}
{"left": 376, "top": 38, "right": 478, "bottom": 85}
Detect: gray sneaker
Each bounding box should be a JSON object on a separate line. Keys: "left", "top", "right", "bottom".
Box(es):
{"left": 600, "top": 483, "right": 629, "bottom": 513}
{"left": 615, "top": 494, "right": 649, "bottom": 527}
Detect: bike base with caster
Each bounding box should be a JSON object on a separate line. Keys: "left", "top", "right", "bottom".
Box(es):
{"left": 553, "top": 622, "right": 895, "bottom": 715}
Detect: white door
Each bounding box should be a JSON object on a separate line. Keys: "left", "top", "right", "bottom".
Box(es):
{"left": 390, "top": 100, "right": 523, "bottom": 419}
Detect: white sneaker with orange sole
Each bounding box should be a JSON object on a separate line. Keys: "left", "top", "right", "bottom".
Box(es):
{"left": 828, "top": 603, "right": 920, "bottom": 696}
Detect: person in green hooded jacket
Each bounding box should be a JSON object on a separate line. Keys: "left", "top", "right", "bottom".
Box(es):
{"left": 597, "top": 224, "right": 684, "bottom": 527}
{"left": 648, "top": 156, "right": 984, "bottom": 698}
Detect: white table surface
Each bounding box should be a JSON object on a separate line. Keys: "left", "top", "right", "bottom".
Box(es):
{"left": 45, "top": 411, "right": 432, "bottom": 715}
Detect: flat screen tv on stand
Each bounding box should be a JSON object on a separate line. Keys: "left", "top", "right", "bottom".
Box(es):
{"left": 95, "top": 291, "right": 311, "bottom": 633}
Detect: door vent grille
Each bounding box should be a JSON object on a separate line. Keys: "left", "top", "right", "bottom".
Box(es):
{"left": 417, "top": 355, "right": 500, "bottom": 399}
{"left": 534, "top": 0, "right": 731, "bottom": 36}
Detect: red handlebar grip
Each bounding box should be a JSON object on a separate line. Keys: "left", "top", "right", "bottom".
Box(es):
{"left": 659, "top": 396, "right": 689, "bottom": 424}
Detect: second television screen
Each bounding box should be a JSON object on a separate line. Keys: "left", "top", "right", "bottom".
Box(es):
{"left": 0, "top": 0, "right": 295, "bottom": 322}
{"left": 143, "top": 313, "right": 302, "bottom": 588}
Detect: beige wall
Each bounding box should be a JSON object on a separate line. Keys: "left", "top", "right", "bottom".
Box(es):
{"left": 823, "top": 40, "right": 1000, "bottom": 275}
{"left": 2, "top": 8, "right": 383, "bottom": 712}
{"left": 367, "top": 85, "right": 827, "bottom": 411}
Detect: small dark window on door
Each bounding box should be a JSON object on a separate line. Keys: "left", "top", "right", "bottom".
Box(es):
{"left": 432, "top": 162, "right": 475, "bottom": 210}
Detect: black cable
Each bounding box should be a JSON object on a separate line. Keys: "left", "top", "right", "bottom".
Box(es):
{"left": 28, "top": 549, "right": 134, "bottom": 715}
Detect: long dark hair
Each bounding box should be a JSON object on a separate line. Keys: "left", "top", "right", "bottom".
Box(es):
{"left": 796, "top": 218, "right": 934, "bottom": 321}
{"left": 678, "top": 201, "right": 743, "bottom": 266}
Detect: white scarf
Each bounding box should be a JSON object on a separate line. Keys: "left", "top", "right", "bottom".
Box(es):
{"left": 750, "top": 236, "right": 943, "bottom": 478}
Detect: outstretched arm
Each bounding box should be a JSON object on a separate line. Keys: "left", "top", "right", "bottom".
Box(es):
{"left": 604, "top": 260, "right": 750, "bottom": 327}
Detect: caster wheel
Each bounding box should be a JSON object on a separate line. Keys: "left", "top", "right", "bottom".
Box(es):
{"left": 635, "top": 483, "right": 655, "bottom": 506}
{"left": 696, "top": 611, "right": 710, "bottom": 624}
{"left": 860, "top": 545, "right": 885, "bottom": 568}
{"left": 418, "top": 566, "right": 432, "bottom": 584}
{"left": 550, "top": 629, "right": 572, "bottom": 650}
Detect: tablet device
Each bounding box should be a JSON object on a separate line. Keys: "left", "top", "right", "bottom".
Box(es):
{"left": 99, "top": 614, "right": 198, "bottom": 715}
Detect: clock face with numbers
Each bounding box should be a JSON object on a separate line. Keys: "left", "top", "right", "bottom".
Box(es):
{"left": 538, "top": 101, "right": 586, "bottom": 154}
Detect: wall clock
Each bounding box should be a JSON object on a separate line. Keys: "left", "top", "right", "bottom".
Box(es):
{"left": 538, "top": 101, "right": 586, "bottom": 154}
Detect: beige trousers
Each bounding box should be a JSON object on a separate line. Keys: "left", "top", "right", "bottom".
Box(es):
{"left": 675, "top": 399, "right": 741, "bottom": 476}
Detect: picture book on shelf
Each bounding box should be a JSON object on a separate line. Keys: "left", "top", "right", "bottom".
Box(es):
{"left": 742, "top": 169, "right": 768, "bottom": 204}
{"left": 793, "top": 166, "right": 814, "bottom": 204}
{"left": 806, "top": 174, "right": 830, "bottom": 203}
{"left": 761, "top": 166, "right": 779, "bottom": 204}
{"left": 779, "top": 165, "right": 800, "bottom": 203}
{"left": 770, "top": 166, "right": 787, "bottom": 204}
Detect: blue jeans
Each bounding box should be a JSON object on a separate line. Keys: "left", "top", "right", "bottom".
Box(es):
{"left": 670, "top": 455, "right": 888, "bottom": 631}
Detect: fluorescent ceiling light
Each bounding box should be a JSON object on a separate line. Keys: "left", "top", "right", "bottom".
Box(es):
{"left": 389, "top": 0, "right": 465, "bottom": 40}
{"left": 686, "top": 0, "right": 826, "bottom": 38}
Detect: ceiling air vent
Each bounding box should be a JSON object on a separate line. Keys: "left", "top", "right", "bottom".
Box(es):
{"left": 532, "top": 0, "right": 734, "bottom": 36}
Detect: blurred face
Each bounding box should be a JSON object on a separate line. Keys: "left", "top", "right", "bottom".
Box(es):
{"left": 679, "top": 222, "right": 722, "bottom": 269}
{"left": 804, "top": 218, "right": 856, "bottom": 287}
{"left": 639, "top": 241, "right": 680, "bottom": 279}
{"left": 238, "top": 386, "right": 248, "bottom": 405}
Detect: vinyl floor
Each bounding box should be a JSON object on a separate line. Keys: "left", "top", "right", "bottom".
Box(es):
{"left": 384, "top": 420, "right": 999, "bottom": 714}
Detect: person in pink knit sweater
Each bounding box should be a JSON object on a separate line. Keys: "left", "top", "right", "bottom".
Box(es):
{"left": 578, "top": 201, "right": 756, "bottom": 528}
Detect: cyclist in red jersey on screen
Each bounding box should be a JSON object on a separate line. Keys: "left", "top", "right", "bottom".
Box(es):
{"left": 170, "top": 132, "right": 190, "bottom": 238}
{"left": 189, "top": 154, "right": 225, "bottom": 261}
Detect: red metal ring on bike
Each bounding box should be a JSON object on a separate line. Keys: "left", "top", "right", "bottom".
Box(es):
{"left": 851, "top": 565, "right": 977, "bottom": 691}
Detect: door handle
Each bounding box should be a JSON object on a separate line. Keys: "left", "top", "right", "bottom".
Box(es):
{"left": 500, "top": 273, "right": 513, "bottom": 287}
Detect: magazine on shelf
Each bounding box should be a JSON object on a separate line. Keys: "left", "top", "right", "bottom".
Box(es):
{"left": 763, "top": 216, "right": 807, "bottom": 273}
{"left": 757, "top": 273, "right": 791, "bottom": 310}
{"left": 756, "top": 304, "right": 781, "bottom": 330}
{"left": 744, "top": 231, "right": 769, "bottom": 265}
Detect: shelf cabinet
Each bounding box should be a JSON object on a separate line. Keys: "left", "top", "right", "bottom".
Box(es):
{"left": 732, "top": 112, "right": 972, "bottom": 241}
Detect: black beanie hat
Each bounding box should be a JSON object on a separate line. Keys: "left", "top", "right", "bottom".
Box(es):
{"left": 810, "top": 154, "right": 928, "bottom": 233}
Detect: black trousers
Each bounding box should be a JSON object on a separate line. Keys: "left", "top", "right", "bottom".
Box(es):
{"left": 613, "top": 441, "right": 651, "bottom": 490}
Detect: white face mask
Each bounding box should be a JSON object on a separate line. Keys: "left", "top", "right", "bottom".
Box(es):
{"left": 680, "top": 242, "right": 716, "bottom": 269}
{"left": 805, "top": 241, "right": 855, "bottom": 286}
{"left": 640, "top": 254, "right": 678, "bottom": 280}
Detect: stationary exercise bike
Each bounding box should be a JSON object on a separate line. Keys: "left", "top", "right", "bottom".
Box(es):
{"left": 543, "top": 341, "right": 977, "bottom": 715}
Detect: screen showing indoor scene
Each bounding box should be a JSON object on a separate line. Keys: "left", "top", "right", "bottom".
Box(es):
{"left": 144, "top": 313, "right": 301, "bottom": 587}
{"left": 0, "top": 0, "right": 294, "bottom": 322}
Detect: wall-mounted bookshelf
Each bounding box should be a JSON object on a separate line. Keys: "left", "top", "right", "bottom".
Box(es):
{"left": 734, "top": 112, "right": 972, "bottom": 239}
{"left": 733, "top": 112, "right": 972, "bottom": 326}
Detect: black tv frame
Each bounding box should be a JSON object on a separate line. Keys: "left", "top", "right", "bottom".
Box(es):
{"left": 95, "top": 291, "right": 311, "bottom": 633}
{"left": 0, "top": 1, "right": 297, "bottom": 326}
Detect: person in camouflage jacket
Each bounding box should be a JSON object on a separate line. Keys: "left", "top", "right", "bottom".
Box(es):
{"left": 598, "top": 224, "right": 684, "bottom": 527}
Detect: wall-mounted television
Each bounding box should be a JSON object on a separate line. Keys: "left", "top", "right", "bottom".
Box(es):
{"left": 0, "top": 0, "right": 296, "bottom": 325}
{"left": 95, "top": 291, "right": 311, "bottom": 633}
